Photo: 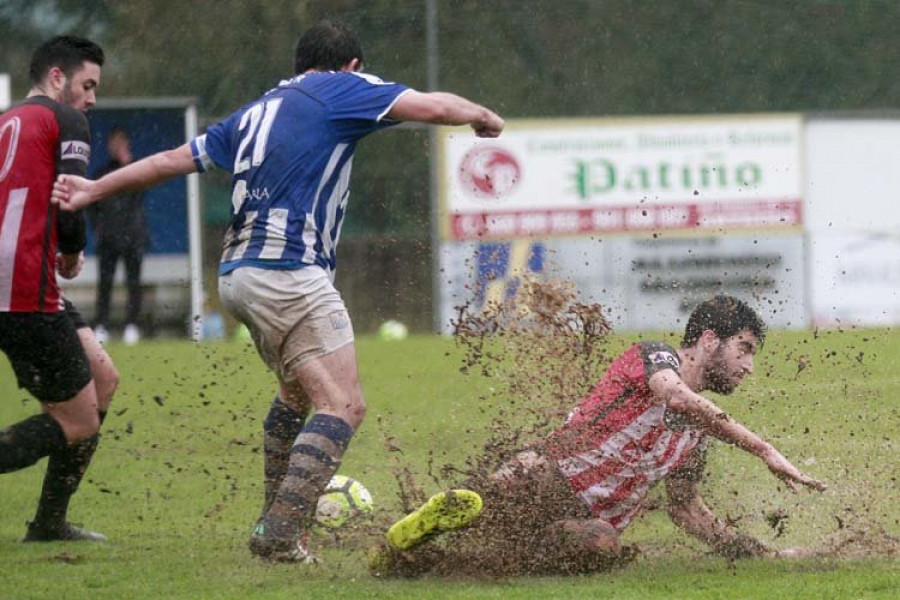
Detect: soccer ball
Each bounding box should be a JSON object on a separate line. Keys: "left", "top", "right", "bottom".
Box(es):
{"left": 234, "top": 323, "right": 252, "bottom": 343}
{"left": 315, "top": 475, "right": 374, "bottom": 528}
{"left": 378, "top": 319, "right": 408, "bottom": 341}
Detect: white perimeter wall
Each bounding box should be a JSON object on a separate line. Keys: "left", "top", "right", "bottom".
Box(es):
{"left": 805, "top": 118, "right": 900, "bottom": 327}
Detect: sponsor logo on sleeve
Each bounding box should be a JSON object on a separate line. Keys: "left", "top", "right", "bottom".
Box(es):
{"left": 60, "top": 140, "right": 90, "bottom": 163}
{"left": 649, "top": 350, "right": 680, "bottom": 369}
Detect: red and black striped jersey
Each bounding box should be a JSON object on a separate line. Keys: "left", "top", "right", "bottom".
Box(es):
{"left": 543, "top": 341, "right": 706, "bottom": 531}
{"left": 0, "top": 96, "right": 89, "bottom": 312}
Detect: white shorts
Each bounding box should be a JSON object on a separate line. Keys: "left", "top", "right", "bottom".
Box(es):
{"left": 218, "top": 266, "right": 354, "bottom": 381}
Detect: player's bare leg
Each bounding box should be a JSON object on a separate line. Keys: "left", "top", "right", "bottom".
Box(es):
{"left": 27, "top": 327, "right": 118, "bottom": 542}
{"left": 38, "top": 383, "right": 100, "bottom": 443}
{"left": 250, "top": 343, "right": 365, "bottom": 562}
{"left": 80, "top": 327, "right": 119, "bottom": 414}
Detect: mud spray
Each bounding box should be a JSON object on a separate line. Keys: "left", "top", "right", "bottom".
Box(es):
{"left": 371, "top": 277, "right": 633, "bottom": 576}
{"left": 359, "top": 277, "right": 898, "bottom": 576}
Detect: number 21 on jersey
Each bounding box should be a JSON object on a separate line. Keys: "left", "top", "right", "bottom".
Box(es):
{"left": 232, "top": 97, "right": 282, "bottom": 212}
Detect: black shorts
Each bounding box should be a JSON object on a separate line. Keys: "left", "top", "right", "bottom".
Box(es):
{"left": 0, "top": 303, "right": 92, "bottom": 403}
{"left": 63, "top": 299, "right": 89, "bottom": 330}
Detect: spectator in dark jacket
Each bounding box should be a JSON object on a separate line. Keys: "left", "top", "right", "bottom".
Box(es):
{"left": 89, "top": 126, "right": 147, "bottom": 345}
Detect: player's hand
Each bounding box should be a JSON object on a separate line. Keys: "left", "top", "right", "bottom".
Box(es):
{"left": 52, "top": 174, "right": 95, "bottom": 212}
{"left": 473, "top": 111, "right": 504, "bottom": 138}
{"left": 762, "top": 447, "right": 827, "bottom": 492}
{"left": 57, "top": 251, "right": 84, "bottom": 279}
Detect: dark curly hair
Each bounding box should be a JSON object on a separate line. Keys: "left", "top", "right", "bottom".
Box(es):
{"left": 681, "top": 295, "right": 766, "bottom": 348}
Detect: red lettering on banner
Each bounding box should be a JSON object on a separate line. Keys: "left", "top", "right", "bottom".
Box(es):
{"left": 448, "top": 199, "right": 802, "bottom": 240}
{"left": 487, "top": 214, "right": 517, "bottom": 236}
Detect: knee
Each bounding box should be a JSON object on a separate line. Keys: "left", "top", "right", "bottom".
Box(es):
{"left": 354, "top": 397, "right": 367, "bottom": 426}
{"left": 326, "top": 386, "right": 365, "bottom": 429}
{"left": 343, "top": 392, "right": 366, "bottom": 429}
{"left": 61, "top": 410, "right": 101, "bottom": 443}
{"left": 556, "top": 519, "right": 621, "bottom": 553}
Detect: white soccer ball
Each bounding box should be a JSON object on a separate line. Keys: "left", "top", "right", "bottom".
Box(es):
{"left": 377, "top": 319, "right": 408, "bottom": 341}
{"left": 315, "top": 475, "right": 374, "bottom": 529}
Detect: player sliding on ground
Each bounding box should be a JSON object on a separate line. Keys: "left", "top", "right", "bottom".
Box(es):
{"left": 373, "top": 295, "right": 827, "bottom": 577}
{"left": 52, "top": 21, "right": 503, "bottom": 563}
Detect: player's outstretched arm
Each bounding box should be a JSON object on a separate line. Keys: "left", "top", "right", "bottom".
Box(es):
{"left": 667, "top": 447, "right": 818, "bottom": 560}
{"left": 665, "top": 453, "right": 773, "bottom": 559}
{"left": 649, "top": 371, "right": 827, "bottom": 493}
{"left": 387, "top": 91, "right": 504, "bottom": 138}
{"left": 53, "top": 144, "right": 197, "bottom": 212}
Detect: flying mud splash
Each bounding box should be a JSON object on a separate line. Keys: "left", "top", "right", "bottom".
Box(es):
{"left": 372, "top": 277, "right": 625, "bottom": 577}
{"left": 367, "top": 278, "right": 899, "bottom": 576}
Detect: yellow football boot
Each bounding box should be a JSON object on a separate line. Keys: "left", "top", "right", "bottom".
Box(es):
{"left": 387, "top": 489, "right": 483, "bottom": 550}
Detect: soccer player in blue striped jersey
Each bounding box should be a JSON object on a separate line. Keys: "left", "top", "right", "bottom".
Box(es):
{"left": 53, "top": 21, "right": 504, "bottom": 562}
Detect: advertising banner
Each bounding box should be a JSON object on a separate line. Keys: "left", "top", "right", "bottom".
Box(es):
{"left": 437, "top": 115, "right": 807, "bottom": 332}
{"left": 440, "top": 115, "right": 803, "bottom": 241}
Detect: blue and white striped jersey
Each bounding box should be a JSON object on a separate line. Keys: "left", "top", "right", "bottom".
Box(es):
{"left": 190, "top": 71, "right": 410, "bottom": 277}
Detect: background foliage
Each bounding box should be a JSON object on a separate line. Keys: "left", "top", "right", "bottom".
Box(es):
{"left": 3, "top": 0, "right": 899, "bottom": 238}
{"left": 4, "top": 1, "right": 898, "bottom": 331}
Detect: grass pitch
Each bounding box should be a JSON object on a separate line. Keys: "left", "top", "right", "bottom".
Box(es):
{"left": 0, "top": 328, "right": 898, "bottom": 599}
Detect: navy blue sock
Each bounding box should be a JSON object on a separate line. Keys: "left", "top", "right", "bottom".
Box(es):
{"left": 265, "top": 414, "right": 354, "bottom": 538}
{"left": 262, "top": 396, "right": 307, "bottom": 514}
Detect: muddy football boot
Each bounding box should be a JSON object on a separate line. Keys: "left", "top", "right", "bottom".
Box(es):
{"left": 249, "top": 520, "right": 318, "bottom": 564}
{"left": 23, "top": 521, "right": 107, "bottom": 542}
{"left": 387, "top": 489, "right": 483, "bottom": 550}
